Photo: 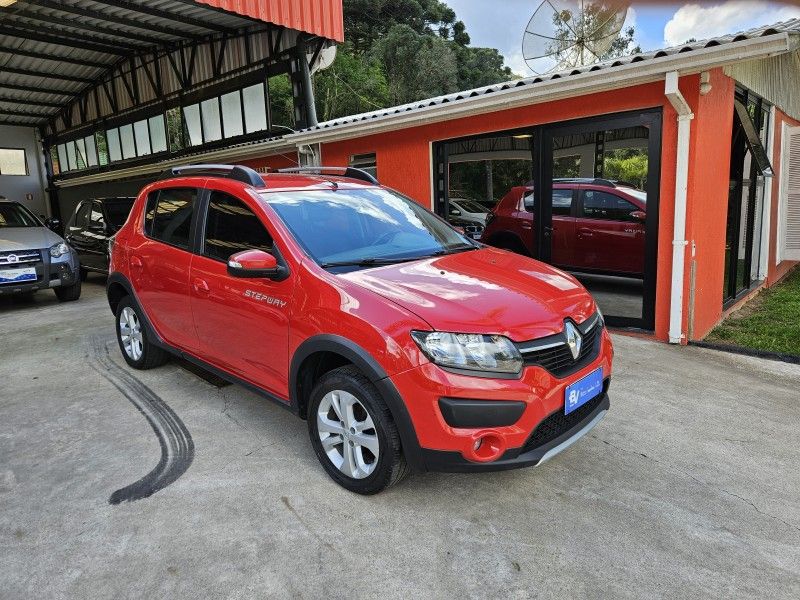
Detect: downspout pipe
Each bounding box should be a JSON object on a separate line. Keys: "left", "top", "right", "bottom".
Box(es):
{"left": 664, "top": 71, "right": 694, "bottom": 344}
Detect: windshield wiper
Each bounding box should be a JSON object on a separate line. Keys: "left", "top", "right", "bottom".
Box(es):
{"left": 320, "top": 257, "right": 420, "bottom": 269}
{"left": 425, "top": 244, "right": 479, "bottom": 257}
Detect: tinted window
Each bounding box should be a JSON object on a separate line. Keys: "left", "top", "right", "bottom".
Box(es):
{"left": 89, "top": 202, "right": 105, "bottom": 229}
{"left": 203, "top": 192, "right": 272, "bottom": 262}
{"left": 145, "top": 188, "right": 196, "bottom": 249}
{"left": 552, "top": 189, "right": 573, "bottom": 216}
{"left": 69, "top": 201, "right": 90, "bottom": 230}
{"left": 104, "top": 199, "right": 134, "bottom": 228}
{"left": 523, "top": 191, "right": 535, "bottom": 211}
{"left": 582, "top": 191, "right": 639, "bottom": 221}
{"left": 0, "top": 202, "right": 39, "bottom": 227}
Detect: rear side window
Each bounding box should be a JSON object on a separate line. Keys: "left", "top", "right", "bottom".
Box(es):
{"left": 582, "top": 190, "right": 638, "bottom": 221}
{"left": 203, "top": 191, "right": 272, "bottom": 262}
{"left": 144, "top": 188, "right": 197, "bottom": 249}
{"left": 522, "top": 191, "right": 535, "bottom": 211}
{"left": 552, "top": 189, "right": 573, "bottom": 216}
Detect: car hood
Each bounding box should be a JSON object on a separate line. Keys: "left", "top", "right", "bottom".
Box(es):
{"left": 0, "top": 226, "right": 64, "bottom": 251}
{"left": 339, "top": 247, "right": 596, "bottom": 340}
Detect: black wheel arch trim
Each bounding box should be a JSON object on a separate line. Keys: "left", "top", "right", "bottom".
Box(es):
{"left": 290, "top": 334, "right": 426, "bottom": 472}
{"left": 106, "top": 272, "right": 166, "bottom": 347}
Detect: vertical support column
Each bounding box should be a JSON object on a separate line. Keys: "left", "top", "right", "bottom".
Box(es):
{"left": 594, "top": 131, "right": 605, "bottom": 178}
{"left": 292, "top": 36, "right": 318, "bottom": 130}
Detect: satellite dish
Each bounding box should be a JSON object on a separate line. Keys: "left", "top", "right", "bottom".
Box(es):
{"left": 523, "top": 0, "right": 629, "bottom": 75}
{"left": 310, "top": 44, "right": 337, "bottom": 74}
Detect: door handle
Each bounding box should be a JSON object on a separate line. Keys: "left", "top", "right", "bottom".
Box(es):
{"left": 192, "top": 278, "right": 210, "bottom": 294}
{"left": 130, "top": 256, "right": 143, "bottom": 269}
{"left": 520, "top": 222, "right": 532, "bottom": 230}
{"left": 578, "top": 228, "right": 594, "bottom": 236}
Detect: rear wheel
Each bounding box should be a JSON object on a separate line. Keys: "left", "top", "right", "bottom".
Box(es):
{"left": 54, "top": 278, "right": 81, "bottom": 302}
{"left": 308, "top": 366, "right": 409, "bottom": 494}
{"left": 79, "top": 267, "right": 88, "bottom": 281}
{"left": 115, "top": 296, "right": 168, "bottom": 369}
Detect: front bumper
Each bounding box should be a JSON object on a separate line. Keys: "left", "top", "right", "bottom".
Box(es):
{"left": 0, "top": 249, "right": 78, "bottom": 295}
{"left": 389, "top": 327, "right": 613, "bottom": 472}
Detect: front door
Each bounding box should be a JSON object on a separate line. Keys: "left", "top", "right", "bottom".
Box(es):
{"left": 190, "top": 190, "right": 293, "bottom": 399}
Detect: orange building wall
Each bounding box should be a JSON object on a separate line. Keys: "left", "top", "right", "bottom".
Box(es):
{"left": 767, "top": 108, "right": 800, "bottom": 286}
{"left": 684, "top": 69, "right": 736, "bottom": 340}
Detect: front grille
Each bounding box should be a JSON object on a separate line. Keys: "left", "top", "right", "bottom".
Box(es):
{"left": 517, "top": 314, "right": 602, "bottom": 378}
{"left": 0, "top": 249, "right": 41, "bottom": 265}
{"left": 522, "top": 383, "right": 607, "bottom": 453}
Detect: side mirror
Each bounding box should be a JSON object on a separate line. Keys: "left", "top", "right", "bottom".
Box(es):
{"left": 630, "top": 210, "right": 646, "bottom": 222}
{"left": 227, "top": 249, "right": 287, "bottom": 281}
{"left": 44, "top": 217, "right": 61, "bottom": 232}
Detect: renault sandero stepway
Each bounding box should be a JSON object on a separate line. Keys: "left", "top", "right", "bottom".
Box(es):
{"left": 107, "top": 165, "right": 613, "bottom": 494}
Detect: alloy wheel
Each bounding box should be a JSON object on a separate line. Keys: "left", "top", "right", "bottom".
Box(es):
{"left": 119, "top": 306, "right": 143, "bottom": 361}
{"left": 316, "top": 390, "right": 380, "bottom": 479}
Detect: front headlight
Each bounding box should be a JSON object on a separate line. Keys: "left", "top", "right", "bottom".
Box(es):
{"left": 49, "top": 242, "right": 70, "bottom": 258}
{"left": 411, "top": 331, "right": 523, "bottom": 375}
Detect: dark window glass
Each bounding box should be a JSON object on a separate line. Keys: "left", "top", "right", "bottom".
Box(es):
{"left": 145, "top": 188, "right": 196, "bottom": 249}
{"left": 204, "top": 192, "right": 272, "bottom": 262}
{"left": 582, "top": 190, "right": 638, "bottom": 221}
{"left": 523, "top": 191, "right": 535, "bottom": 211}
{"left": 104, "top": 198, "right": 134, "bottom": 228}
{"left": 68, "top": 201, "right": 90, "bottom": 230}
{"left": 0, "top": 202, "right": 40, "bottom": 227}
{"left": 552, "top": 189, "right": 573, "bottom": 216}
{"left": 89, "top": 202, "right": 105, "bottom": 229}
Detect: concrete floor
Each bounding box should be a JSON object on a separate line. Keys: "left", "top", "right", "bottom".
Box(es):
{"left": 1, "top": 277, "right": 799, "bottom": 599}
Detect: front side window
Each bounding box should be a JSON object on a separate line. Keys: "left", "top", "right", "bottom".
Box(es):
{"left": 582, "top": 190, "right": 638, "bottom": 221}
{"left": 262, "top": 187, "right": 475, "bottom": 269}
{"left": 203, "top": 192, "right": 272, "bottom": 262}
{"left": 144, "top": 188, "right": 196, "bottom": 250}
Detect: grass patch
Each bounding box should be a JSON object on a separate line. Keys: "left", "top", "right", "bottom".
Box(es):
{"left": 705, "top": 267, "right": 800, "bottom": 356}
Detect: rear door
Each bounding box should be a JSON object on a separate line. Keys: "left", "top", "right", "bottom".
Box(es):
{"left": 574, "top": 188, "right": 645, "bottom": 275}
{"left": 189, "top": 189, "right": 292, "bottom": 397}
{"left": 132, "top": 186, "right": 200, "bottom": 353}
{"left": 65, "top": 201, "right": 92, "bottom": 266}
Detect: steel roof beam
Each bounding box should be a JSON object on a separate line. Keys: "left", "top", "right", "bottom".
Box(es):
{"left": 0, "top": 24, "right": 130, "bottom": 56}
{"left": 0, "top": 46, "right": 109, "bottom": 69}
{"left": 0, "top": 117, "right": 43, "bottom": 125}
{"left": 1, "top": 66, "right": 96, "bottom": 85}
{"left": 0, "top": 81, "right": 80, "bottom": 97}
{"left": 24, "top": 0, "right": 210, "bottom": 40}
{"left": 5, "top": 10, "right": 163, "bottom": 47}
{"left": 98, "top": 0, "right": 238, "bottom": 34}
{"left": 0, "top": 108, "right": 52, "bottom": 119}
{"left": 0, "top": 95, "right": 65, "bottom": 109}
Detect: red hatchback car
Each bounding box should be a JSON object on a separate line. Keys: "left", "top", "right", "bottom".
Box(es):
{"left": 107, "top": 165, "right": 613, "bottom": 494}
{"left": 481, "top": 179, "right": 647, "bottom": 277}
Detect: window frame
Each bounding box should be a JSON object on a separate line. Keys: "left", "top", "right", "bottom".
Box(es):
{"left": 0, "top": 147, "right": 29, "bottom": 176}
{"left": 578, "top": 188, "right": 640, "bottom": 222}
{"left": 200, "top": 190, "right": 274, "bottom": 263}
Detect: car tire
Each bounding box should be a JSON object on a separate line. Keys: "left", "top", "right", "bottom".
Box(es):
{"left": 308, "top": 366, "right": 409, "bottom": 494}
{"left": 115, "top": 296, "right": 168, "bottom": 370}
{"left": 79, "top": 267, "right": 88, "bottom": 282}
{"left": 54, "top": 278, "right": 81, "bottom": 302}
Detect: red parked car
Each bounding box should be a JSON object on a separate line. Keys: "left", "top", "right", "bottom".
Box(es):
{"left": 481, "top": 179, "right": 647, "bottom": 277}
{"left": 107, "top": 165, "right": 613, "bottom": 494}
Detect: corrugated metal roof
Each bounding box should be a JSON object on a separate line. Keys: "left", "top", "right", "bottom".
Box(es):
{"left": 0, "top": 0, "right": 342, "bottom": 128}
{"left": 299, "top": 18, "right": 800, "bottom": 135}
{"left": 196, "top": 0, "right": 344, "bottom": 42}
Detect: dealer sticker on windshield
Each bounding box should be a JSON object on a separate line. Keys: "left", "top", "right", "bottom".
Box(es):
{"left": 564, "top": 367, "right": 603, "bottom": 415}
{"left": 0, "top": 267, "right": 36, "bottom": 285}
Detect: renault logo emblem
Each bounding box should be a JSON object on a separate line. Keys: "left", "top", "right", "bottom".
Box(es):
{"left": 564, "top": 321, "right": 582, "bottom": 360}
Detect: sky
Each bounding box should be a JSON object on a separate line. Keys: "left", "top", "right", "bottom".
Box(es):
{"left": 444, "top": 0, "right": 800, "bottom": 75}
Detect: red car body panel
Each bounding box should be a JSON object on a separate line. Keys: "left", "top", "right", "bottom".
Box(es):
{"left": 482, "top": 183, "right": 646, "bottom": 277}
{"left": 110, "top": 173, "right": 614, "bottom": 470}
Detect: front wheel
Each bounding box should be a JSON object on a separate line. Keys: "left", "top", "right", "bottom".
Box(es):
{"left": 308, "top": 366, "right": 409, "bottom": 494}
{"left": 54, "top": 278, "right": 81, "bottom": 302}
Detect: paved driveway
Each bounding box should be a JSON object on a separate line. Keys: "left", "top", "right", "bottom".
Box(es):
{"left": 1, "top": 279, "right": 799, "bottom": 599}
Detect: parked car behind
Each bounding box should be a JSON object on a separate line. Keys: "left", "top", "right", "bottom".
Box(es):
{"left": 0, "top": 199, "right": 81, "bottom": 301}
{"left": 481, "top": 178, "right": 647, "bottom": 277}
{"left": 448, "top": 198, "right": 490, "bottom": 225}
{"left": 65, "top": 197, "right": 135, "bottom": 278}
{"left": 107, "top": 164, "right": 612, "bottom": 494}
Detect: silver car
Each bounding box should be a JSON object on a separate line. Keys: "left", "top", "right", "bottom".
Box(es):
{"left": 0, "top": 199, "right": 81, "bottom": 301}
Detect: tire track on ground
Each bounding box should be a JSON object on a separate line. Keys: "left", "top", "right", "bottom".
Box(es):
{"left": 89, "top": 336, "right": 194, "bottom": 504}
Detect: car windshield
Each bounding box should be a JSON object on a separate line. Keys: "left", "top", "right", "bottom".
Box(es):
{"left": 261, "top": 187, "right": 477, "bottom": 269}
{"left": 453, "top": 199, "right": 488, "bottom": 214}
{"left": 0, "top": 202, "right": 41, "bottom": 228}
{"left": 104, "top": 198, "right": 135, "bottom": 228}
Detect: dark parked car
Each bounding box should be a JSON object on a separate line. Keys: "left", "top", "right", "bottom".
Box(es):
{"left": 481, "top": 179, "right": 647, "bottom": 277}
{"left": 65, "top": 197, "right": 135, "bottom": 278}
